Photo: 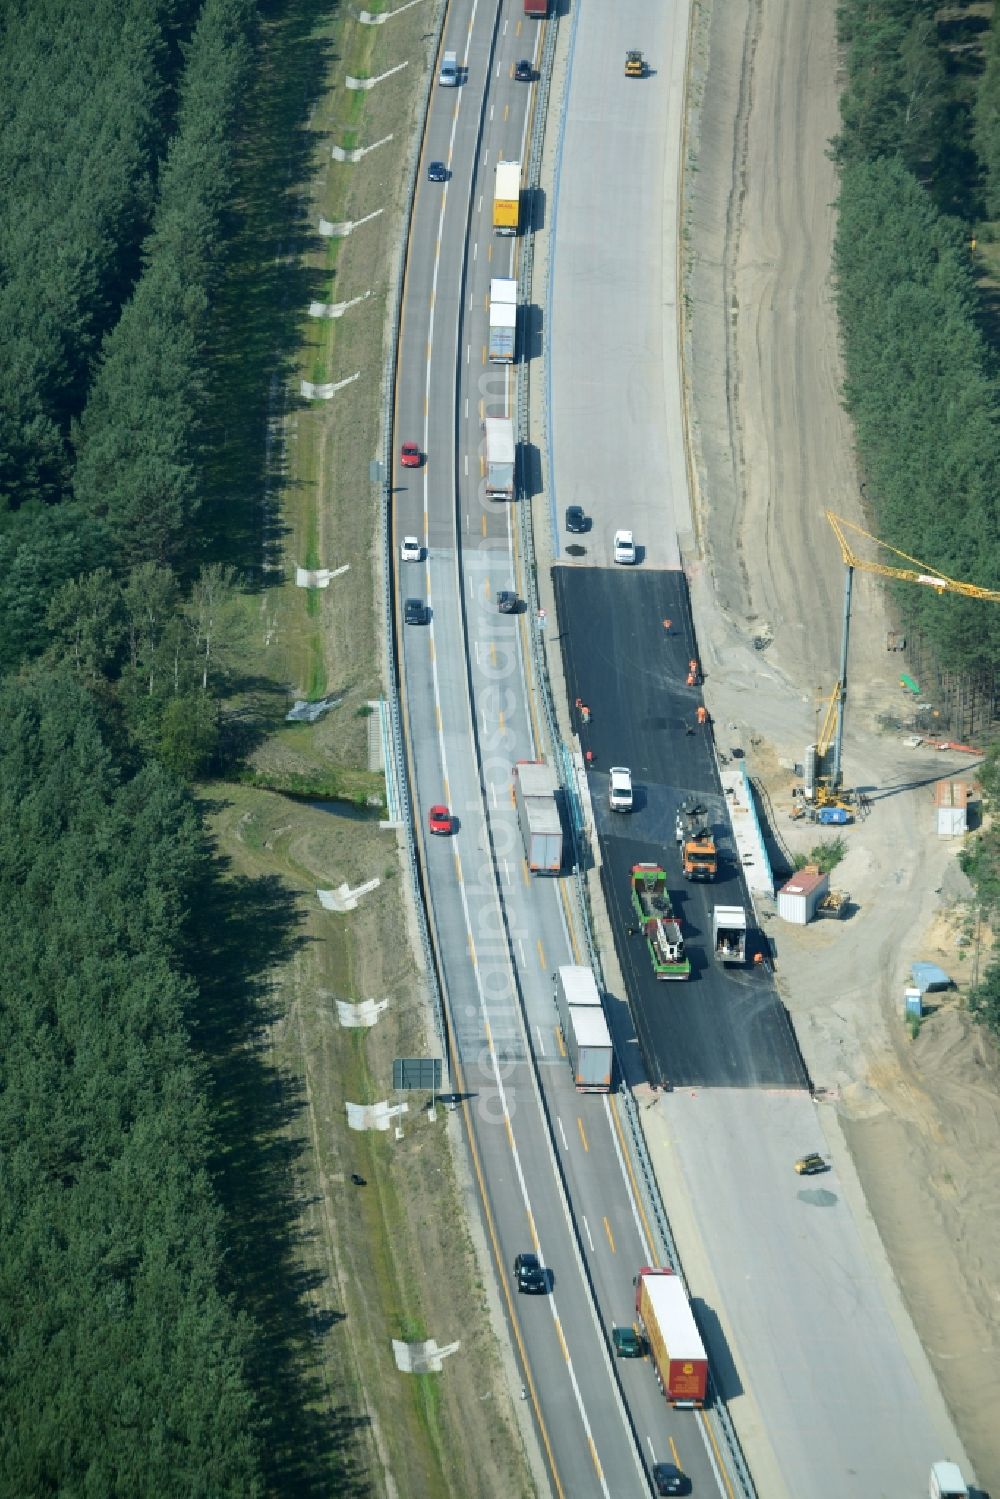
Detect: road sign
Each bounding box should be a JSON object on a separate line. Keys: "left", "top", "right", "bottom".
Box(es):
{"left": 392, "top": 1057, "right": 442, "bottom": 1091}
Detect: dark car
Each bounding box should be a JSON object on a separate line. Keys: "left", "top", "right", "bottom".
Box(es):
{"left": 514, "top": 59, "right": 533, "bottom": 81}
{"left": 794, "top": 1152, "right": 827, "bottom": 1176}
{"left": 496, "top": 590, "right": 518, "bottom": 614}
{"left": 612, "top": 1326, "right": 644, "bottom": 1358}
{"left": 427, "top": 160, "right": 448, "bottom": 182}
{"left": 404, "top": 598, "right": 427, "bottom": 625}
{"left": 513, "top": 1252, "right": 546, "bottom": 1294}
{"left": 652, "top": 1462, "right": 689, "bottom": 1496}
{"left": 565, "top": 505, "right": 588, "bottom": 533}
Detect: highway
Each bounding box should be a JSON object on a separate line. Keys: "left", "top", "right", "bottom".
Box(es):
{"left": 541, "top": 1, "right": 969, "bottom": 1494}
{"left": 392, "top": 2, "right": 733, "bottom": 1495}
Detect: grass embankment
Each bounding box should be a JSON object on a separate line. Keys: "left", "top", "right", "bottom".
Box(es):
{"left": 204, "top": 0, "right": 534, "bottom": 1494}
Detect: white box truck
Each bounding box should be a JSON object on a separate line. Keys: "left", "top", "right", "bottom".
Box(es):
{"left": 439, "top": 50, "right": 458, "bottom": 86}
{"left": 488, "top": 278, "right": 517, "bottom": 364}
{"left": 484, "top": 417, "right": 515, "bottom": 499}
{"left": 512, "top": 760, "right": 561, "bottom": 872}
{"left": 929, "top": 1463, "right": 968, "bottom": 1499}
{"left": 553, "top": 966, "right": 611, "bottom": 1091}
{"left": 711, "top": 906, "right": 747, "bottom": 964}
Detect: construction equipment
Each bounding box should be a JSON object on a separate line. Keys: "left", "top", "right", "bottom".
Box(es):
{"left": 816, "top": 890, "right": 849, "bottom": 920}
{"left": 625, "top": 49, "right": 645, "bottom": 77}
{"left": 816, "top": 512, "right": 1000, "bottom": 798}
{"left": 675, "top": 797, "right": 717, "bottom": 880}
{"left": 630, "top": 864, "right": 690, "bottom": 979}
{"left": 712, "top": 906, "right": 747, "bottom": 963}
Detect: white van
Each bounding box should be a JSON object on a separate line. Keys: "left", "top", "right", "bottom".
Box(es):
{"left": 439, "top": 50, "right": 458, "bottom": 86}
{"left": 609, "top": 767, "right": 633, "bottom": 812}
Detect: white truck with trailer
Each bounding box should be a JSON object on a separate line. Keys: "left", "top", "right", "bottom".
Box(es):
{"left": 512, "top": 761, "right": 562, "bottom": 873}
{"left": 553, "top": 966, "right": 612, "bottom": 1092}
{"left": 484, "top": 417, "right": 515, "bottom": 499}
{"left": 488, "top": 278, "right": 517, "bottom": 364}
{"left": 711, "top": 905, "right": 747, "bottom": 964}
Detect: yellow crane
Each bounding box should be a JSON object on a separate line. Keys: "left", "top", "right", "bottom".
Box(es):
{"left": 822, "top": 511, "right": 1000, "bottom": 790}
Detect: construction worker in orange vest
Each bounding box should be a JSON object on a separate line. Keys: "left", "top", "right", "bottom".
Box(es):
{"left": 696, "top": 704, "right": 708, "bottom": 727}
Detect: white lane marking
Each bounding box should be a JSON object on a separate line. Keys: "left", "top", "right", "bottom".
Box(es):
{"left": 558, "top": 1118, "right": 568, "bottom": 1152}
{"left": 583, "top": 1217, "right": 595, "bottom": 1253}
{"left": 534, "top": 1024, "right": 545, "bottom": 1057}
{"left": 414, "top": 25, "right": 617, "bottom": 1493}
{"left": 646, "top": 1437, "right": 656, "bottom": 1462}
{"left": 517, "top": 937, "right": 526, "bottom": 965}
{"left": 603, "top": 1094, "right": 653, "bottom": 1261}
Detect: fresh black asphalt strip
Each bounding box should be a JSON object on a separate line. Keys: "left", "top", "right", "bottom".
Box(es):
{"left": 552, "top": 564, "right": 807, "bottom": 1089}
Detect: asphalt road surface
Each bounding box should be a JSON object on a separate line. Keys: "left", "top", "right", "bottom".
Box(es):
{"left": 392, "top": 4, "right": 730, "bottom": 1496}
{"left": 553, "top": 564, "right": 806, "bottom": 1089}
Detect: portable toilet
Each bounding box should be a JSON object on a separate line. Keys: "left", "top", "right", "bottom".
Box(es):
{"left": 777, "top": 867, "right": 830, "bottom": 925}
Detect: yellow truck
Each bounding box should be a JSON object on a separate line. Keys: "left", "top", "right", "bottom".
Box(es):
{"left": 625, "top": 50, "right": 645, "bottom": 78}
{"left": 492, "top": 160, "right": 521, "bottom": 236}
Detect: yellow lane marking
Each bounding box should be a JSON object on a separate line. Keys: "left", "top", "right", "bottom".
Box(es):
{"left": 443, "top": 777, "right": 450, "bottom": 801}
{"left": 576, "top": 1117, "right": 589, "bottom": 1153}
{"left": 588, "top": 1436, "right": 603, "bottom": 1482}
{"left": 670, "top": 1437, "right": 681, "bottom": 1468}
{"left": 555, "top": 1028, "right": 566, "bottom": 1058}
{"left": 522, "top": 861, "right": 530, "bottom": 886}
{"left": 609, "top": 1095, "right": 658, "bottom": 1255}
{"left": 435, "top": 705, "right": 443, "bottom": 733}
{"left": 481, "top": 513, "right": 487, "bottom": 536}
{"left": 528, "top": 1213, "right": 539, "bottom": 1250}
{"left": 555, "top": 1318, "right": 569, "bottom": 1361}
{"left": 499, "top": 709, "right": 506, "bottom": 731}
{"left": 603, "top": 1216, "right": 615, "bottom": 1254}
{"left": 699, "top": 1408, "right": 737, "bottom": 1499}
{"left": 536, "top": 938, "right": 546, "bottom": 970}
{"left": 468, "top": 935, "right": 476, "bottom": 965}
{"left": 454, "top": 851, "right": 462, "bottom": 882}
{"left": 490, "top": 642, "right": 497, "bottom": 667}
{"left": 482, "top": 345, "right": 486, "bottom": 365}
{"left": 429, "top": 639, "right": 435, "bottom": 665}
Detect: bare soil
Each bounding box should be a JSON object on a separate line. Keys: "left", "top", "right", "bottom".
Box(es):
{"left": 684, "top": 0, "right": 1000, "bottom": 1489}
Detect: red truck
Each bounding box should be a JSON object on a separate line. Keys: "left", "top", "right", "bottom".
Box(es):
{"left": 523, "top": 0, "right": 548, "bottom": 15}
{"left": 635, "top": 1268, "right": 708, "bottom": 1408}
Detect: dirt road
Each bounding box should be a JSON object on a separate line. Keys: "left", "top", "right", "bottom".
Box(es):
{"left": 683, "top": 0, "right": 1000, "bottom": 1489}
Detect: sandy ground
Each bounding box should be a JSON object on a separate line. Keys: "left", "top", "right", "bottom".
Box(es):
{"left": 683, "top": 0, "right": 1000, "bottom": 1490}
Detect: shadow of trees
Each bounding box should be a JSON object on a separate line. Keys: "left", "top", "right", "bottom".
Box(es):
{"left": 199, "top": 0, "right": 341, "bottom": 589}
{"left": 186, "top": 825, "right": 372, "bottom": 1496}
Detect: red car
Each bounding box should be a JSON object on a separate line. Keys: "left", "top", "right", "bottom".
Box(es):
{"left": 400, "top": 441, "right": 421, "bottom": 468}
{"left": 428, "top": 804, "right": 452, "bottom": 835}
